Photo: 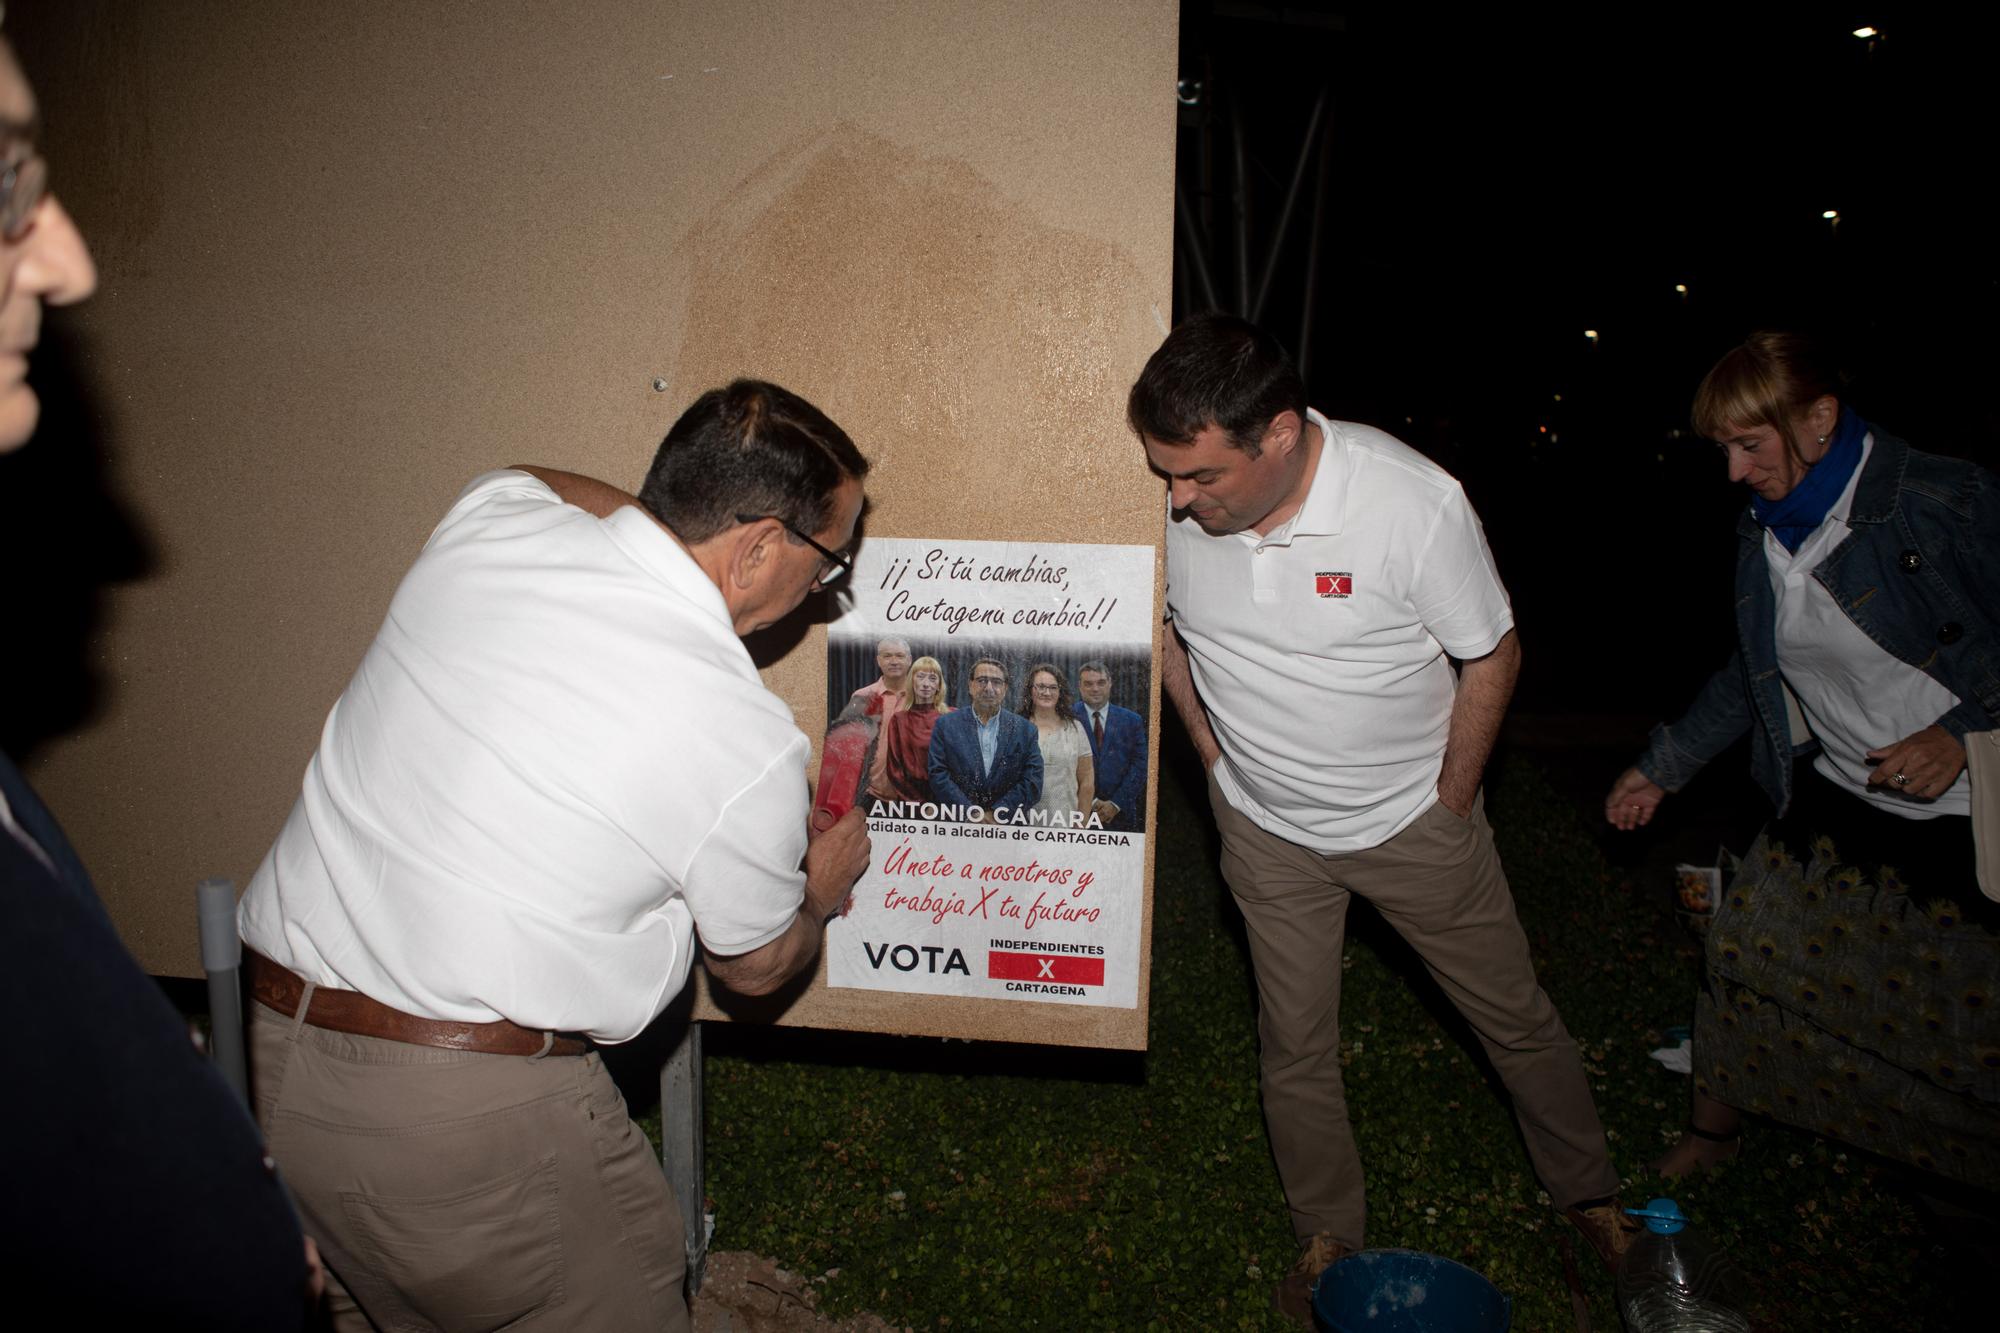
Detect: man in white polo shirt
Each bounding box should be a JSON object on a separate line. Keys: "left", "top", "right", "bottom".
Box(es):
{"left": 239, "top": 379, "right": 873, "bottom": 1332}
{"left": 1130, "top": 316, "right": 1629, "bottom": 1320}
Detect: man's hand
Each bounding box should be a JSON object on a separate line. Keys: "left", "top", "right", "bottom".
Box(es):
{"left": 1435, "top": 783, "right": 1477, "bottom": 820}
{"left": 1090, "top": 798, "right": 1120, "bottom": 825}
{"left": 804, "top": 806, "right": 871, "bottom": 920}
{"left": 703, "top": 806, "right": 871, "bottom": 996}
{"left": 1865, "top": 724, "right": 1966, "bottom": 800}
{"left": 1605, "top": 767, "right": 1666, "bottom": 829}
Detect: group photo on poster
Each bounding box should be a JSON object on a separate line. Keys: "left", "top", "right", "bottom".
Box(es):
{"left": 817, "top": 538, "right": 1154, "bottom": 1007}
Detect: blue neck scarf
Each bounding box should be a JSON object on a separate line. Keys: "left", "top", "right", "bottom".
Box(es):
{"left": 1749, "top": 405, "right": 1867, "bottom": 553}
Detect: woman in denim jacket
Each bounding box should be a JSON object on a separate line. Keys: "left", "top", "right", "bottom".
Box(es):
{"left": 1605, "top": 331, "right": 1999, "bottom": 1189}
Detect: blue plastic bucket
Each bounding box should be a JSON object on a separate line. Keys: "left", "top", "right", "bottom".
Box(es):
{"left": 1311, "top": 1248, "right": 1512, "bottom": 1332}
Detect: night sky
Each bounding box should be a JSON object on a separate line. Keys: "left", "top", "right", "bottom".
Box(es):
{"left": 5, "top": 6, "right": 1990, "bottom": 753}
{"left": 1173, "top": 3, "right": 1995, "bottom": 717}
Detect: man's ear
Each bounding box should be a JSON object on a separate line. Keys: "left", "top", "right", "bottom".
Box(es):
{"left": 1261, "top": 409, "right": 1304, "bottom": 457}
{"left": 726, "top": 520, "right": 780, "bottom": 591}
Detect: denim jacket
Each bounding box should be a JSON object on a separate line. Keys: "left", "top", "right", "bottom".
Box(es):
{"left": 1637, "top": 430, "right": 2000, "bottom": 815}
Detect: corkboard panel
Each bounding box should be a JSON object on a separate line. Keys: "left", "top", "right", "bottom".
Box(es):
{"left": 13, "top": 0, "right": 1175, "bottom": 1050}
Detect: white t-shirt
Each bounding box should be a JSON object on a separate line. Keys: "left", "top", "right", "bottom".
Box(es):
{"left": 239, "top": 470, "right": 811, "bottom": 1042}
{"left": 1166, "top": 411, "right": 1515, "bottom": 853}
{"left": 1768, "top": 437, "right": 1970, "bottom": 818}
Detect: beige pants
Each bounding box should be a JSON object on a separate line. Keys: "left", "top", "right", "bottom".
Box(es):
{"left": 249, "top": 1001, "right": 687, "bottom": 1332}
{"left": 1210, "top": 775, "right": 1619, "bottom": 1248}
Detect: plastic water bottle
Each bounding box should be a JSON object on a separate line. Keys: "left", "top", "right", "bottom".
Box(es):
{"left": 1614, "top": 1198, "right": 1752, "bottom": 1333}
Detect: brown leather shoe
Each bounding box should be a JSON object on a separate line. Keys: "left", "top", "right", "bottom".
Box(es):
{"left": 1273, "top": 1231, "right": 1352, "bottom": 1327}
{"left": 1564, "top": 1196, "right": 1642, "bottom": 1274}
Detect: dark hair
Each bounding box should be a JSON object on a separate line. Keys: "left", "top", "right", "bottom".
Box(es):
{"left": 969, "top": 657, "right": 1008, "bottom": 684}
{"left": 1077, "top": 659, "right": 1111, "bottom": 681}
{"left": 639, "top": 379, "right": 868, "bottom": 543}
{"left": 1017, "top": 662, "right": 1075, "bottom": 719}
{"left": 1691, "top": 331, "right": 1843, "bottom": 464}
{"left": 1126, "top": 313, "right": 1307, "bottom": 457}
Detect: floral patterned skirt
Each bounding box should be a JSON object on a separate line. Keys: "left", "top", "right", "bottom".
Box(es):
{"left": 1692, "top": 771, "right": 1999, "bottom": 1190}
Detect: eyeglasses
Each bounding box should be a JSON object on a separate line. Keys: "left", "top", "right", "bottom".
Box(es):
{"left": 1, "top": 148, "right": 47, "bottom": 244}
{"left": 734, "top": 513, "right": 853, "bottom": 588}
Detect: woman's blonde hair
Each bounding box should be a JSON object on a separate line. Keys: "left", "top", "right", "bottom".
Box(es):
{"left": 903, "top": 655, "right": 949, "bottom": 711}
{"left": 1691, "top": 330, "right": 1842, "bottom": 464}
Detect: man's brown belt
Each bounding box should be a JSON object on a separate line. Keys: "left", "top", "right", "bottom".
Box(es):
{"left": 245, "top": 950, "right": 589, "bottom": 1058}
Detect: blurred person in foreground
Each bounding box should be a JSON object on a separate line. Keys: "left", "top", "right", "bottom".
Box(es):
{"left": 0, "top": 24, "right": 315, "bottom": 1327}
{"left": 1607, "top": 331, "right": 1999, "bottom": 1189}
{"left": 1136, "top": 313, "right": 1631, "bottom": 1322}
{"left": 239, "top": 380, "right": 873, "bottom": 1331}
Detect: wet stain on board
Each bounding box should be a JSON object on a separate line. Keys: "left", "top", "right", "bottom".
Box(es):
{"left": 667, "top": 124, "right": 1157, "bottom": 527}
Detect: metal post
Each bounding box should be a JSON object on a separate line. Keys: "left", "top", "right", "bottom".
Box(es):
{"left": 1250, "top": 84, "right": 1329, "bottom": 325}
{"left": 1196, "top": 55, "right": 1216, "bottom": 261}
{"left": 1174, "top": 179, "right": 1222, "bottom": 315}
{"left": 1229, "top": 97, "right": 1252, "bottom": 315}
{"left": 660, "top": 1018, "right": 707, "bottom": 1294}
{"left": 1297, "top": 89, "right": 1335, "bottom": 386}
{"left": 195, "top": 876, "right": 248, "bottom": 1107}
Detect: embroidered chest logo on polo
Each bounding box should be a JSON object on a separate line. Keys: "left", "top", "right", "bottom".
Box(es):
{"left": 1314, "top": 571, "right": 1352, "bottom": 598}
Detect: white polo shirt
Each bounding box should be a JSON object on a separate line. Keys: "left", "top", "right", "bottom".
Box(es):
{"left": 1166, "top": 411, "right": 1515, "bottom": 853}
{"left": 239, "top": 470, "right": 810, "bottom": 1042}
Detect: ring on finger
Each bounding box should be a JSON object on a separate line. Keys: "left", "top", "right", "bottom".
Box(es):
{"left": 1891, "top": 772, "right": 1911, "bottom": 787}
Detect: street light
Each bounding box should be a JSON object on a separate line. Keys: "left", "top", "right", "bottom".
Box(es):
{"left": 1853, "top": 26, "right": 1879, "bottom": 39}
{"left": 1584, "top": 329, "right": 1599, "bottom": 344}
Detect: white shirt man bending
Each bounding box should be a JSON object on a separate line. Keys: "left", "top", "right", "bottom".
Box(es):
{"left": 239, "top": 379, "right": 872, "bottom": 1333}
{"left": 1130, "top": 315, "right": 1630, "bottom": 1324}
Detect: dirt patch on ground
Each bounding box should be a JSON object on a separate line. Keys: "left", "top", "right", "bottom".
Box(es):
{"left": 690, "top": 1252, "right": 905, "bottom": 1333}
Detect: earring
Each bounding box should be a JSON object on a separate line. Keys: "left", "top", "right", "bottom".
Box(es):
{"left": 1817, "top": 435, "right": 1827, "bottom": 445}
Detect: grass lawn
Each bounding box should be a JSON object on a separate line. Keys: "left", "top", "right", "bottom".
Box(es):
{"left": 645, "top": 748, "right": 1976, "bottom": 1329}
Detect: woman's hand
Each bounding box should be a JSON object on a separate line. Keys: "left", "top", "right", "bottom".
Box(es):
{"left": 1605, "top": 767, "right": 1666, "bottom": 829}
{"left": 1865, "top": 724, "right": 1966, "bottom": 799}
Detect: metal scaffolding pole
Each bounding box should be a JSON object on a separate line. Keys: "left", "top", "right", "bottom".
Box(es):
{"left": 1251, "top": 84, "right": 1330, "bottom": 325}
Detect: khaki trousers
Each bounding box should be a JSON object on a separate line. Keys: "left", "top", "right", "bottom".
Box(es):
{"left": 249, "top": 1002, "right": 687, "bottom": 1332}
{"left": 1210, "top": 775, "right": 1618, "bottom": 1248}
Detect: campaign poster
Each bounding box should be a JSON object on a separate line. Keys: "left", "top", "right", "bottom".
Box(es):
{"left": 818, "top": 538, "right": 1154, "bottom": 1007}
